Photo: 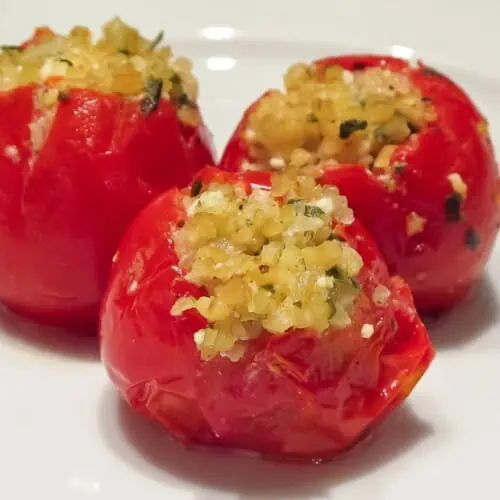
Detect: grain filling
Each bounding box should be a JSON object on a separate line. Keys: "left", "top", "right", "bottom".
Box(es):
{"left": 171, "top": 176, "right": 364, "bottom": 361}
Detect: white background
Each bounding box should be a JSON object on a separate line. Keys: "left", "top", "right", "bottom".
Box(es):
{"left": 0, "top": 1, "right": 499, "bottom": 499}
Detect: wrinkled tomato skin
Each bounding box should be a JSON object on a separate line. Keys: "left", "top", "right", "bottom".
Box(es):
{"left": 0, "top": 85, "right": 214, "bottom": 327}
{"left": 100, "top": 167, "right": 434, "bottom": 462}
{"left": 219, "top": 55, "right": 500, "bottom": 313}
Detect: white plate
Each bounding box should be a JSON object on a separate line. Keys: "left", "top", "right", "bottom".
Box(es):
{"left": 1, "top": 1, "right": 499, "bottom": 499}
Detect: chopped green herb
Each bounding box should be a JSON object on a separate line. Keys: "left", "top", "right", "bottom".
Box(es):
{"left": 328, "top": 233, "right": 346, "bottom": 242}
{"left": 352, "top": 62, "right": 366, "bottom": 70}
{"left": 190, "top": 179, "right": 202, "bottom": 197}
{"left": 150, "top": 30, "right": 164, "bottom": 51}
{"left": 141, "top": 78, "right": 163, "bottom": 115}
{"left": 170, "top": 73, "right": 182, "bottom": 86}
{"left": 58, "top": 58, "right": 73, "bottom": 66}
{"left": 374, "top": 126, "right": 390, "bottom": 142}
{"left": 444, "top": 192, "right": 462, "bottom": 223}
{"left": 177, "top": 92, "right": 197, "bottom": 109}
{"left": 304, "top": 205, "right": 325, "bottom": 217}
{"left": 303, "top": 230, "right": 315, "bottom": 241}
{"left": 306, "top": 113, "right": 318, "bottom": 123}
{"left": 57, "top": 90, "right": 70, "bottom": 102}
{"left": 465, "top": 227, "right": 480, "bottom": 250}
{"left": 1, "top": 45, "right": 20, "bottom": 51}
{"left": 326, "top": 266, "right": 345, "bottom": 280}
{"left": 393, "top": 162, "right": 407, "bottom": 173}
{"left": 287, "top": 198, "right": 302, "bottom": 205}
{"left": 407, "top": 121, "right": 419, "bottom": 134}
{"left": 329, "top": 303, "right": 337, "bottom": 318}
{"left": 339, "top": 119, "right": 368, "bottom": 139}
{"left": 262, "top": 284, "right": 275, "bottom": 293}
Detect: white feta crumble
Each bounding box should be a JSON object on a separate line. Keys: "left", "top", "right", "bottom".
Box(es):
{"left": 447, "top": 172, "right": 468, "bottom": 198}
{"left": 193, "top": 329, "right": 206, "bottom": 346}
{"left": 312, "top": 197, "right": 334, "bottom": 215}
{"left": 317, "top": 276, "right": 334, "bottom": 288}
{"left": 373, "top": 284, "right": 391, "bottom": 305}
{"left": 269, "top": 156, "right": 286, "bottom": 170}
{"left": 188, "top": 190, "right": 227, "bottom": 215}
{"left": 40, "top": 58, "right": 68, "bottom": 81}
{"left": 342, "top": 70, "right": 354, "bottom": 84}
{"left": 361, "top": 323, "right": 375, "bottom": 339}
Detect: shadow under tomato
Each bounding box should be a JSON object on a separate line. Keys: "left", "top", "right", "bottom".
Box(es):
{"left": 425, "top": 275, "right": 499, "bottom": 351}
{"left": 0, "top": 305, "right": 100, "bottom": 361}
{"left": 98, "top": 385, "right": 433, "bottom": 499}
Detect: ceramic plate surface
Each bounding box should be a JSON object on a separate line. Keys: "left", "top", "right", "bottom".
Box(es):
{"left": 1, "top": 1, "right": 499, "bottom": 499}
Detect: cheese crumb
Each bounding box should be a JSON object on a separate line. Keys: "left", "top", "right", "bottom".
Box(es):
{"left": 40, "top": 58, "right": 69, "bottom": 81}
{"left": 317, "top": 276, "right": 334, "bottom": 288}
{"left": 447, "top": 172, "right": 468, "bottom": 198}
{"left": 193, "top": 329, "right": 206, "bottom": 345}
{"left": 269, "top": 156, "right": 286, "bottom": 170}
{"left": 361, "top": 323, "right": 375, "bottom": 339}
{"left": 342, "top": 70, "right": 354, "bottom": 84}
{"left": 373, "top": 284, "right": 391, "bottom": 305}
{"left": 188, "top": 190, "right": 227, "bottom": 216}
{"left": 312, "top": 197, "right": 334, "bottom": 214}
{"left": 406, "top": 212, "right": 426, "bottom": 236}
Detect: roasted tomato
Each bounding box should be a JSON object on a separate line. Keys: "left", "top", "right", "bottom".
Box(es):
{"left": 219, "top": 54, "right": 499, "bottom": 313}
{"left": 0, "top": 18, "right": 214, "bottom": 326}
{"left": 101, "top": 166, "right": 434, "bottom": 462}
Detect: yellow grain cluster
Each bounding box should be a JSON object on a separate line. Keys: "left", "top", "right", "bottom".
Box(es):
{"left": 172, "top": 176, "right": 363, "bottom": 361}
{"left": 0, "top": 17, "right": 199, "bottom": 125}
{"left": 244, "top": 62, "right": 435, "bottom": 180}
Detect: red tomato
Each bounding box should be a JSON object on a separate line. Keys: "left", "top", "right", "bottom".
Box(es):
{"left": 219, "top": 55, "right": 500, "bottom": 313}
{"left": 100, "top": 167, "right": 434, "bottom": 462}
{"left": 0, "top": 85, "right": 214, "bottom": 327}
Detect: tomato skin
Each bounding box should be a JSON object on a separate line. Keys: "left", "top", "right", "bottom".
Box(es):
{"left": 219, "top": 55, "right": 500, "bottom": 313}
{"left": 100, "top": 167, "right": 434, "bottom": 462}
{"left": 0, "top": 85, "right": 214, "bottom": 327}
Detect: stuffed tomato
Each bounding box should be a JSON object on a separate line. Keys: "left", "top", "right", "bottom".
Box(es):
{"left": 220, "top": 55, "right": 499, "bottom": 313}
{"left": 100, "top": 166, "right": 434, "bottom": 462}
{"left": 0, "top": 18, "right": 214, "bottom": 326}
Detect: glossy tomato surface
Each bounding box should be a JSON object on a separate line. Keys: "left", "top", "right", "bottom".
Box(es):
{"left": 0, "top": 85, "right": 214, "bottom": 327}
{"left": 219, "top": 55, "right": 500, "bottom": 313}
{"left": 101, "top": 167, "right": 434, "bottom": 462}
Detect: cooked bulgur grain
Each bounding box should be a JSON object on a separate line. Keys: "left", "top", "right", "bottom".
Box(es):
{"left": 0, "top": 17, "right": 200, "bottom": 126}
{"left": 171, "top": 175, "right": 364, "bottom": 361}
{"left": 243, "top": 61, "right": 436, "bottom": 186}
{"left": 406, "top": 211, "right": 427, "bottom": 236}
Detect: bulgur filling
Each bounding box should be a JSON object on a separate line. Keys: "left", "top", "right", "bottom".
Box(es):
{"left": 0, "top": 17, "right": 200, "bottom": 126}
{"left": 171, "top": 176, "right": 364, "bottom": 361}
{"left": 243, "top": 61, "right": 436, "bottom": 186}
